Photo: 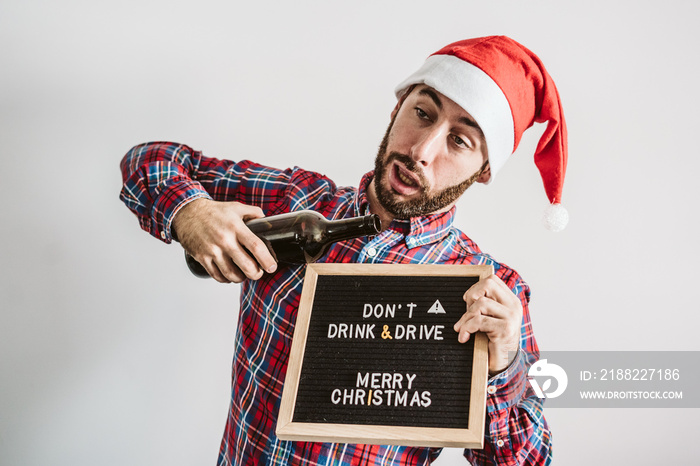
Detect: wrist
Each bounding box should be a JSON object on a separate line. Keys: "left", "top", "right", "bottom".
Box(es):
{"left": 170, "top": 196, "right": 211, "bottom": 244}
{"left": 489, "top": 346, "right": 520, "bottom": 376}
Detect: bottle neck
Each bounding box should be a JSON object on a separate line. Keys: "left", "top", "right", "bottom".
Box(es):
{"left": 325, "top": 214, "right": 381, "bottom": 243}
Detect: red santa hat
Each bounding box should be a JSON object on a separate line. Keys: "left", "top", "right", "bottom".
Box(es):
{"left": 395, "top": 35, "right": 569, "bottom": 231}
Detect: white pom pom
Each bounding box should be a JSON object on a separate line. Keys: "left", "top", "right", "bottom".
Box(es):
{"left": 543, "top": 203, "right": 569, "bottom": 232}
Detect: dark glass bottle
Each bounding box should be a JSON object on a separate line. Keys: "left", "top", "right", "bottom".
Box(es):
{"left": 185, "top": 210, "right": 381, "bottom": 278}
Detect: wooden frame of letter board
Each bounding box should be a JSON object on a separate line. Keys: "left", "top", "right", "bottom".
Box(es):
{"left": 277, "top": 263, "right": 491, "bottom": 448}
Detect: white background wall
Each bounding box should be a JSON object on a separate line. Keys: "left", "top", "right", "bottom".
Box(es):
{"left": 1, "top": 1, "right": 698, "bottom": 464}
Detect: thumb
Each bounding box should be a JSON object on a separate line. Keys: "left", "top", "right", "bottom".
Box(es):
{"left": 230, "top": 202, "right": 265, "bottom": 222}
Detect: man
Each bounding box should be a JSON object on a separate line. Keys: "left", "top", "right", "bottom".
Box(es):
{"left": 120, "top": 36, "right": 567, "bottom": 465}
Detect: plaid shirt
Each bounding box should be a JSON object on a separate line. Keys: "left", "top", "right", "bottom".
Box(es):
{"left": 120, "top": 142, "right": 552, "bottom": 466}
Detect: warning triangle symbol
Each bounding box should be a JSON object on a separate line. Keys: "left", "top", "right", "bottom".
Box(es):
{"left": 427, "top": 299, "right": 446, "bottom": 314}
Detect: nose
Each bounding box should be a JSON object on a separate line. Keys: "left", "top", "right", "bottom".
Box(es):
{"left": 409, "top": 126, "right": 444, "bottom": 166}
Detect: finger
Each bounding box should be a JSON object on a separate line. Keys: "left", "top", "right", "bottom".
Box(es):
{"left": 455, "top": 305, "right": 486, "bottom": 343}
{"left": 453, "top": 301, "right": 482, "bottom": 343}
{"left": 456, "top": 314, "right": 511, "bottom": 344}
{"left": 463, "top": 275, "right": 520, "bottom": 310}
{"left": 468, "top": 314, "right": 509, "bottom": 340}
{"left": 236, "top": 203, "right": 266, "bottom": 222}
{"left": 237, "top": 228, "right": 277, "bottom": 274}
{"left": 453, "top": 295, "right": 501, "bottom": 331}
{"left": 211, "top": 216, "right": 267, "bottom": 280}
{"left": 482, "top": 275, "right": 521, "bottom": 309}
{"left": 213, "top": 254, "right": 248, "bottom": 283}
{"left": 474, "top": 295, "right": 513, "bottom": 320}
{"left": 463, "top": 281, "right": 488, "bottom": 308}
{"left": 455, "top": 314, "right": 481, "bottom": 343}
{"left": 203, "top": 257, "right": 232, "bottom": 284}
{"left": 453, "top": 295, "right": 508, "bottom": 341}
{"left": 226, "top": 205, "right": 277, "bottom": 275}
{"left": 224, "top": 244, "right": 264, "bottom": 281}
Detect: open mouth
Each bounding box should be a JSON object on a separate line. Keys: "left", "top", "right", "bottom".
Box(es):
{"left": 397, "top": 168, "right": 418, "bottom": 187}
{"left": 390, "top": 162, "right": 423, "bottom": 195}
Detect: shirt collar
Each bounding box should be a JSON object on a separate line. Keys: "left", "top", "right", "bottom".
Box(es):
{"left": 356, "top": 171, "right": 456, "bottom": 249}
{"left": 355, "top": 172, "right": 374, "bottom": 216}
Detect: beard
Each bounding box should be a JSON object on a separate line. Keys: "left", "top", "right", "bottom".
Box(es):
{"left": 372, "top": 122, "right": 486, "bottom": 220}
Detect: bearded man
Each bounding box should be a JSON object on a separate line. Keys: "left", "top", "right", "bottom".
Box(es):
{"left": 120, "top": 36, "right": 567, "bottom": 465}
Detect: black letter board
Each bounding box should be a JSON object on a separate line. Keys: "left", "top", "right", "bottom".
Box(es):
{"left": 277, "top": 263, "right": 491, "bottom": 448}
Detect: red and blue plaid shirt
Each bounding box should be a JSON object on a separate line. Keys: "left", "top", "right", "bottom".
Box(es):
{"left": 120, "top": 142, "right": 552, "bottom": 465}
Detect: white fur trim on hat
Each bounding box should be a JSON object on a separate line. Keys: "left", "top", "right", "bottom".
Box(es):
{"left": 394, "top": 54, "right": 514, "bottom": 184}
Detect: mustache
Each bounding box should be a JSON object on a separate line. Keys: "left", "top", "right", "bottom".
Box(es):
{"left": 385, "top": 152, "right": 429, "bottom": 189}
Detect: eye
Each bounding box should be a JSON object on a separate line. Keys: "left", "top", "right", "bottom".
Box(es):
{"left": 452, "top": 134, "right": 472, "bottom": 150}
{"left": 414, "top": 107, "right": 430, "bottom": 120}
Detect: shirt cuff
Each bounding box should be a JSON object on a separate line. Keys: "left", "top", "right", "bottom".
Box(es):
{"left": 486, "top": 348, "right": 527, "bottom": 411}
{"left": 152, "top": 178, "right": 212, "bottom": 243}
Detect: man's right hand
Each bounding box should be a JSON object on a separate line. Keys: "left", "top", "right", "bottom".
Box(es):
{"left": 172, "top": 198, "right": 278, "bottom": 283}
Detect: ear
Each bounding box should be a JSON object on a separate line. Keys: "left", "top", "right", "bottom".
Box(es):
{"left": 390, "top": 100, "right": 402, "bottom": 120}
{"left": 476, "top": 163, "right": 491, "bottom": 184}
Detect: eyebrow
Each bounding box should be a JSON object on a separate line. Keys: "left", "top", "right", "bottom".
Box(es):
{"left": 418, "top": 88, "right": 443, "bottom": 110}
{"left": 458, "top": 116, "right": 484, "bottom": 137}
{"left": 418, "top": 87, "right": 484, "bottom": 136}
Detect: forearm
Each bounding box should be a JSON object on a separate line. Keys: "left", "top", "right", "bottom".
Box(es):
{"left": 119, "top": 141, "right": 295, "bottom": 243}
{"left": 465, "top": 350, "right": 552, "bottom": 465}
{"left": 119, "top": 141, "right": 212, "bottom": 242}
{"left": 119, "top": 140, "right": 341, "bottom": 282}
{"left": 464, "top": 269, "right": 552, "bottom": 465}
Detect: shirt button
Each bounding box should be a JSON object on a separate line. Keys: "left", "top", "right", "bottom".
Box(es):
{"left": 367, "top": 247, "right": 377, "bottom": 257}
{"left": 407, "top": 237, "right": 416, "bottom": 245}
{"left": 496, "top": 439, "right": 505, "bottom": 448}
{"left": 160, "top": 231, "right": 167, "bottom": 240}
{"left": 487, "top": 385, "right": 497, "bottom": 395}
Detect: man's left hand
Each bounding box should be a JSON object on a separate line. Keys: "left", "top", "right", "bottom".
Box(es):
{"left": 453, "top": 275, "right": 522, "bottom": 375}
